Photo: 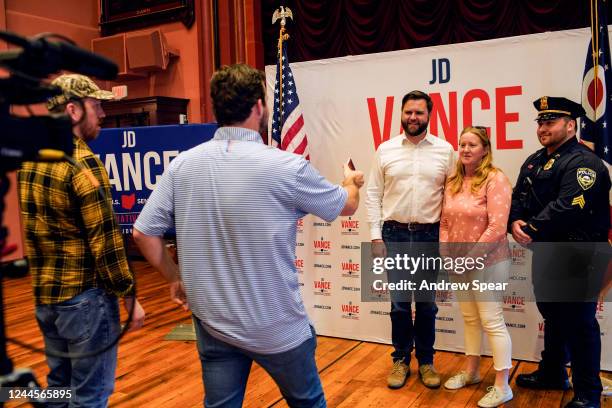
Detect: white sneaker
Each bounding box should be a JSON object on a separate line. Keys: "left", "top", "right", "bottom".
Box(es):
{"left": 600, "top": 375, "right": 612, "bottom": 396}
{"left": 477, "top": 386, "right": 513, "bottom": 408}
{"left": 444, "top": 371, "right": 481, "bottom": 390}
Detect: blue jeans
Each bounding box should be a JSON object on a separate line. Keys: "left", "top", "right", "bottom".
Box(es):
{"left": 35, "top": 288, "right": 120, "bottom": 408}
{"left": 193, "top": 316, "right": 326, "bottom": 408}
{"left": 382, "top": 222, "right": 439, "bottom": 365}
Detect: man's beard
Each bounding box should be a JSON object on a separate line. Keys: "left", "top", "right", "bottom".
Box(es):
{"left": 78, "top": 121, "right": 100, "bottom": 142}
{"left": 538, "top": 128, "right": 567, "bottom": 147}
{"left": 402, "top": 120, "right": 429, "bottom": 137}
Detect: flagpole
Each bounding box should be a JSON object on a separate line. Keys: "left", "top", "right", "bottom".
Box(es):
{"left": 273, "top": 6, "right": 293, "bottom": 124}
{"left": 591, "top": 0, "right": 599, "bottom": 121}
{"left": 270, "top": 7, "right": 309, "bottom": 159}
{"left": 278, "top": 26, "right": 287, "bottom": 122}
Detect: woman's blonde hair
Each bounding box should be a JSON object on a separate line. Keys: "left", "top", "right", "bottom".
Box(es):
{"left": 447, "top": 126, "right": 497, "bottom": 195}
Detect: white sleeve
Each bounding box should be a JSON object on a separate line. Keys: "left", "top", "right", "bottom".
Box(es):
{"left": 365, "top": 150, "right": 385, "bottom": 240}
{"left": 446, "top": 145, "right": 457, "bottom": 178}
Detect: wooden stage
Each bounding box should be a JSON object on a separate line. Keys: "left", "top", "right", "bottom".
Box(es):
{"left": 3, "top": 261, "right": 611, "bottom": 407}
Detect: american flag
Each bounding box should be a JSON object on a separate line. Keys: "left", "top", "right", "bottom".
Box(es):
{"left": 580, "top": 0, "right": 611, "bottom": 239}
{"left": 270, "top": 40, "right": 310, "bottom": 159}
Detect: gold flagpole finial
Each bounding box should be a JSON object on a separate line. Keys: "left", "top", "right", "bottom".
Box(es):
{"left": 272, "top": 6, "right": 293, "bottom": 28}
{"left": 273, "top": 6, "right": 294, "bottom": 122}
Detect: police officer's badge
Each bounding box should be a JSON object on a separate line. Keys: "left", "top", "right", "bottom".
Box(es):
{"left": 577, "top": 168, "right": 596, "bottom": 190}
{"left": 543, "top": 158, "right": 555, "bottom": 171}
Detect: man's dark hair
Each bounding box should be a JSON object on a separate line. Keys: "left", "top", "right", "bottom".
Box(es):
{"left": 561, "top": 116, "right": 578, "bottom": 134}
{"left": 210, "top": 64, "right": 266, "bottom": 126}
{"left": 401, "top": 90, "right": 433, "bottom": 113}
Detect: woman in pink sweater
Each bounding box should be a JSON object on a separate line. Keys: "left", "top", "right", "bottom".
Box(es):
{"left": 440, "top": 126, "right": 513, "bottom": 408}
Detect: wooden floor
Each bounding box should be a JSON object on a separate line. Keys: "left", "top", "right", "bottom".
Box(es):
{"left": 2, "top": 261, "right": 611, "bottom": 407}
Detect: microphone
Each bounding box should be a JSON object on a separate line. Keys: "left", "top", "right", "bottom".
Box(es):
{"left": 31, "top": 36, "right": 118, "bottom": 80}
{"left": 0, "top": 31, "right": 118, "bottom": 80}
{"left": 0, "top": 71, "right": 62, "bottom": 105}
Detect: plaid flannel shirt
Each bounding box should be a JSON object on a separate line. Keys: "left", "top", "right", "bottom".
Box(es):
{"left": 18, "top": 137, "right": 134, "bottom": 305}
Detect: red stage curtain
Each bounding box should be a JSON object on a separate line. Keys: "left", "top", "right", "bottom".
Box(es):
{"left": 262, "top": 0, "right": 612, "bottom": 65}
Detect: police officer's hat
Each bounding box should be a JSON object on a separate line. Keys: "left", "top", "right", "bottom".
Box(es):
{"left": 533, "top": 96, "right": 586, "bottom": 122}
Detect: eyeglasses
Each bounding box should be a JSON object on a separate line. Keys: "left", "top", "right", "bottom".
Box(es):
{"left": 472, "top": 125, "right": 490, "bottom": 136}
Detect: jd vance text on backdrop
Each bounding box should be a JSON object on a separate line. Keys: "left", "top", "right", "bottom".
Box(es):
{"left": 265, "top": 26, "right": 612, "bottom": 370}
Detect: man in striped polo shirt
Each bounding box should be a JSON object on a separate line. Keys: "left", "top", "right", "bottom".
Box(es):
{"left": 134, "top": 63, "right": 363, "bottom": 408}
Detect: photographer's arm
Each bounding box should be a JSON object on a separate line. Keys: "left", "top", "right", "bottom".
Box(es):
{"left": 133, "top": 230, "right": 178, "bottom": 282}
{"left": 131, "top": 158, "right": 187, "bottom": 309}
{"left": 341, "top": 163, "right": 364, "bottom": 216}
{"left": 133, "top": 229, "right": 188, "bottom": 310}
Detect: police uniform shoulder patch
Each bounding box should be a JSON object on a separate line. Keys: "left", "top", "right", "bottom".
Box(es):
{"left": 543, "top": 158, "right": 555, "bottom": 171}
{"left": 576, "top": 168, "right": 596, "bottom": 190}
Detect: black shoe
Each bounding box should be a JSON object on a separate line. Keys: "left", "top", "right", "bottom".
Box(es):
{"left": 515, "top": 370, "right": 570, "bottom": 390}
{"left": 564, "top": 397, "right": 601, "bottom": 408}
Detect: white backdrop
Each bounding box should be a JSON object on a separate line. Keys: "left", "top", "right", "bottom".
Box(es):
{"left": 266, "top": 26, "right": 611, "bottom": 370}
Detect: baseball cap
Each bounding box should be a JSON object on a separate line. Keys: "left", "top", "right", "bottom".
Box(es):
{"left": 47, "top": 74, "right": 114, "bottom": 111}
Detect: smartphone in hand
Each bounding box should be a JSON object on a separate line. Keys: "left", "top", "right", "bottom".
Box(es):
{"left": 346, "top": 158, "right": 356, "bottom": 170}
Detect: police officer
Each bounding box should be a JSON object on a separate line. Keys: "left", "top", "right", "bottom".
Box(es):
{"left": 509, "top": 96, "right": 610, "bottom": 408}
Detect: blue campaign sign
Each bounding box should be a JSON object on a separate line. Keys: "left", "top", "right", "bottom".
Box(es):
{"left": 89, "top": 124, "right": 217, "bottom": 234}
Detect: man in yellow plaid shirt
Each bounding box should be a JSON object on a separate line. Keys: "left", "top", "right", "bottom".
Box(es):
{"left": 18, "top": 74, "right": 145, "bottom": 407}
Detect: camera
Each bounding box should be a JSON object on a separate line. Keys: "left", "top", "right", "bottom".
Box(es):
{"left": 0, "top": 30, "right": 118, "bottom": 173}
{"left": 0, "top": 30, "right": 119, "bottom": 406}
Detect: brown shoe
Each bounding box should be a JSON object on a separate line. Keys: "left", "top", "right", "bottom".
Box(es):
{"left": 387, "top": 360, "right": 410, "bottom": 389}
{"left": 419, "top": 364, "right": 441, "bottom": 388}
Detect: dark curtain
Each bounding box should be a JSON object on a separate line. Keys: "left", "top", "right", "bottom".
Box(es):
{"left": 261, "top": 0, "right": 612, "bottom": 65}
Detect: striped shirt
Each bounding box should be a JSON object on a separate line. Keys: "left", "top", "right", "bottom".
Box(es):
{"left": 134, "top": 126, "right": 347, "bottom": 354}
{"left": 18, "top": 137, "right": 134, "bottom": 305}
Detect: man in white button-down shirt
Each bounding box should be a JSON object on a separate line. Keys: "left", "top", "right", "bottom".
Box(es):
{"left": 366, "top": 90, "right": 455, "bottom": 390}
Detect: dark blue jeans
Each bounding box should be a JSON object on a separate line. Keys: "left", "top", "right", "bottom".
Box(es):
{"left": 35, "top": 287, "right": 120, "bottom": 408}
{"left": 194, "top": 316, "right": 326, "bottom": 408}
{"left": 382, "top": 222, "right": 439, "bottom": 365}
